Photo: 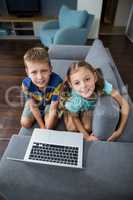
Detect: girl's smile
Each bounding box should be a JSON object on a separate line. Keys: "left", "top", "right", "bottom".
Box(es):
{"left": 70, "top": 68, "right": 97, "bottom": 99}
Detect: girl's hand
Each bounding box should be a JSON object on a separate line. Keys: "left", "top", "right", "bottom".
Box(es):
{"left": 107, "top": 130, "right": 121, "bottom": 142}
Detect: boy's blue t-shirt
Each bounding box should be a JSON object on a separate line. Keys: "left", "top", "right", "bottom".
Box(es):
{"left": 65, "top": 81, "right": 113, "bottom": 113}
{"left": 22, "top": 72, "right": 63, "bottom": 112}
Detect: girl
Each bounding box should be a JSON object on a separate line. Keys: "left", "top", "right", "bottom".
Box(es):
{"left": 62, "top": 61, "right": 129, "bottom": 142}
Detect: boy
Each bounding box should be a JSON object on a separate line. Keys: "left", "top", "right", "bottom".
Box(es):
{"left": 21, "top": 47, "right": 63, "bottom": 129}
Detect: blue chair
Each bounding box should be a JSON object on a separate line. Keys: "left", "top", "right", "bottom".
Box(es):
{"left": 39, "top": 5, "right": 94, "bottom": 48}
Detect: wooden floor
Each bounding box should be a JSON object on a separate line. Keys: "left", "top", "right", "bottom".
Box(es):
{"left": 0, "top": 35, "right": 133, "bottom": 155}
{"left": 0, "top": 39, "right": 43, "bottom": 156}
{"left": 99, "top": 35, "right": 133, "bottom": 99}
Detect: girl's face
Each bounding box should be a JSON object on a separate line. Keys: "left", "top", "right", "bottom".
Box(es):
{"left": 69, "top": 67, "right": 97, "bottom": 99}
{"left": 26, "top": 61, "right": 52, "bottom": 89}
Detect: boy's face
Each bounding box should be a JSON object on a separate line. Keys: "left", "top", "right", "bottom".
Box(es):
{"left": 26, "top": 61, "right": 52, "bottom": 89}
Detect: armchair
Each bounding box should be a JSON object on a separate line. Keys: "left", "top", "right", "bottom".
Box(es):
{"left": 39, "top": 5, "right": 94, "bottom": 48}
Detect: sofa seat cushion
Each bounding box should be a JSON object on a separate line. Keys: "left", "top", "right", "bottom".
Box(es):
{"left": 0, "top": 135, "right": 133, "bottom": 200}
{"left": 59, "top": 5, "right": 88, "bottom": 29}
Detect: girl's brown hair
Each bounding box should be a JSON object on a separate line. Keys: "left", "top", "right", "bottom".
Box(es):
{"left": 64, "top": 61, "right": 105, "bottom": 95}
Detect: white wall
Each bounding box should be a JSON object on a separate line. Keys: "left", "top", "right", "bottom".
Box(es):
{"left": 114, "top": 0, "right": 132, "bottom": 26}
{"left": 77, "top": 0, "right": 103, "bottom": 38}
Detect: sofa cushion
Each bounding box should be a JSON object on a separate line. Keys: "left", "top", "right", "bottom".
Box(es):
{"left": 1, "top": 135, "right": 133, "bottom": 200}
{"left": 59, "top": 5, "right": 88, "bottom": 29}
{"left": 85, "top": 39, "right": 119, "bottom": 91}
{"left": 49, "top": 45, "right": 90, "bottom": 60}
{"left": 51, "top": 59, "right": 78, "bottom": 79}
{"left": 85, "top": 39, "right": 112, "bottom": 66}
{"left": 92, "top": 96, "right": 120, "bottom": 140}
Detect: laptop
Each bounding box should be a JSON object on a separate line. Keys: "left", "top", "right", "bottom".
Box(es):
{"left": 8, "top": 129, "right": 83, "bottom": 168}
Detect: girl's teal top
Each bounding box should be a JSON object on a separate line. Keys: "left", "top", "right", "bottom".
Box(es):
{"left": 65, "top": 81, "right": 113, "bottom": 113}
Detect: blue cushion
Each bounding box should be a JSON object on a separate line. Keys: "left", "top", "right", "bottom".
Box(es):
{"left": 59, "top": 5, "right": 88, "bottom": 29}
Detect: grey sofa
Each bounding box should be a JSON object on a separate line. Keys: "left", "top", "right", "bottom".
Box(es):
{"left": 0, "top": 39, "right": 133, "bottom": 200}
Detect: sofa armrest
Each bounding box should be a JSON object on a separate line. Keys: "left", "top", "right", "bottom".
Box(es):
{"left": 54, "top": 28, "right": 88, "bottom": 45}
{"left": 48, "top": 44, "right": 90, "bottom": 60}
{"left": 41, "top": 19, "right": 59, "bottom": 30}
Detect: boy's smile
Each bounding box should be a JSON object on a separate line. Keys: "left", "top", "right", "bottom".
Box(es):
{"left": 26, "top": 61, "right": 52, "bottom": 89}
{"left": 70, "top": 68, "right": 97, "bottom": 99}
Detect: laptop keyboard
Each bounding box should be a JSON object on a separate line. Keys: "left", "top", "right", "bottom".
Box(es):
{"left": 29, "top": 142, "right": 79, "bottom": 166}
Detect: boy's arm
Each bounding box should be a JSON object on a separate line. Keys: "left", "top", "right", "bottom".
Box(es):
{"left": 45, "top": 82, "right": 63, "bottom": 129}
{"left": 107, "top": 89, "right": 130, "bottom": 141}
{"left": 45, "top": 100, "right": 59, "bottom": 129}
{"left": 29, "top": 99, "right": 45, "bottom": 128}
{"left": 22, "top": 81, "right": 45, "bottom": 128}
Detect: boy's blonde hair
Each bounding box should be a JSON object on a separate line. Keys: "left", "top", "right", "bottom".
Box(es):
{"left": 24, "top": 47, "right": 51, "bottom": 68}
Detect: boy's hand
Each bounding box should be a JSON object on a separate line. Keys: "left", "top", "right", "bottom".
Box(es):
{"left": 40, "top": 124, "right": 45, "bottom": 129}
{"left": 50, "top": 100, "right": 59, "bottom": 109}
{"left": 49, "top": 100, "right": 59, "bottom": 116}
{"left": 84, "top": 133, "right": 98, "bottom": 141}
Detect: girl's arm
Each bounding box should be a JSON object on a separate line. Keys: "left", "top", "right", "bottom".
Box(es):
{"left": 107, "top": 89, "right": 130, "bottom": 141}
{"left": 72, "top": 115, "right": 98, "bottom": 141}
{"left": 29, "top": 99, "right": 45, "bottom": 128}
